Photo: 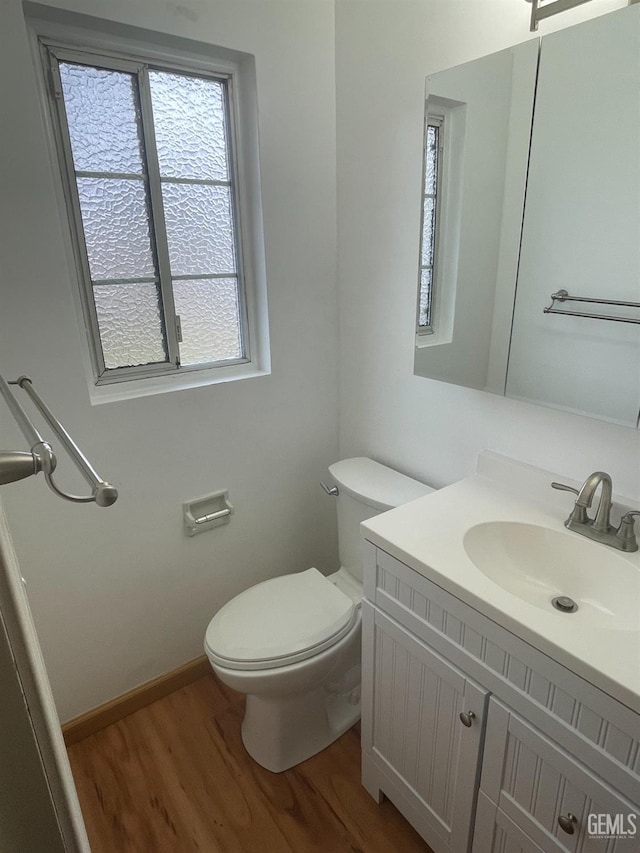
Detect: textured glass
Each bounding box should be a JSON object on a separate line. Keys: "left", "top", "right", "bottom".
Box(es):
{"left": 148, "top": 71, "right": 228, "bottom": 181}
{"left": 163, "top": 184, "right": 236, "bottom": 276}
{"left": 422, "top": 197, "right": 436, "bottom": 266}
{"left": 173, "top": 278, "right": 242, "bottom": 364}
{"left": 59, "top": 63, "right": 143, "bottom": 175}
{"left": 93, "top": 283, "right": 167, "bottom": 368}
{"left": 425, "top": 124, "right": 439, "bottom": 195}
{"left": 419, "top": 269, "right": 432, "bottom": 328}
{"left": 77, "top": 178, "right": 155, "bottom": 280}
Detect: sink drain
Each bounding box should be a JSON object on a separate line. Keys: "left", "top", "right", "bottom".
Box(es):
{"left": 552, "top": 596, "right": 578, "bottom": 613}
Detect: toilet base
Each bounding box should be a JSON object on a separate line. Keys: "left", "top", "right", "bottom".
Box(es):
{"left": 241, "top": 683, "right": 361, "bottom": 773}
{"left": 208, "top": 597, "right": 363, "bottom": 773}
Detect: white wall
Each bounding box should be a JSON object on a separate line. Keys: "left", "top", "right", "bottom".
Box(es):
{"left": 3, "top": 0, "right": 639, "bottom": 724}
{"left": 0, "top": 0, "right": 339, "bottom": 721}
{"left": 335, "top": 0, "right": 640, "bottom": 500}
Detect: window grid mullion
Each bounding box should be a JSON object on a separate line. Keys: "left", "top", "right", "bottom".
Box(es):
{"left": 159, "top": 176, "right": 232, "bottom": 188}
{"left": 75, "top": 170, "right": 146, "bottom": 181}
{"left": 137, "top": 66, "right": 181, "bottom": 367}
{"left": 93, "top": 276, "right": 159, "bottom": 286}
{"left": 172, "top": 272, "right": 237, "bottom": 281}
{"left": 222, "top": 76, "right": 250, "bottom": 362}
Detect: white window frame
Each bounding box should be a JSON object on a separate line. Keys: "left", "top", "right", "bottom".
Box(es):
{"left": 28, "top": 15, "right": 270, "bottom": 403}
{"left": 415, "top": 95, "right": 466, "bottom": 351}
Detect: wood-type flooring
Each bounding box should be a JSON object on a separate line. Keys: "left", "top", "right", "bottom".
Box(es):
{"left": 67, "top": 672, "right": 433, "bottom": 853}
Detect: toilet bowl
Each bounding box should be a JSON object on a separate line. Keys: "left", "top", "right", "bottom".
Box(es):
{"left": 204, "top": 457, "right": 433, "bottom": 773}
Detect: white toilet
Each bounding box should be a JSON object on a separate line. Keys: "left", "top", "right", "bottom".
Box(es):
{"left": 204, "top": 457, "right": 433, "bottom": 772}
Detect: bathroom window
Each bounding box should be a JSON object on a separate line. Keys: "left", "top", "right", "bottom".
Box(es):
{"left": 40, "top": 37, "right": 267, "bottom": 393}
{"left": 417, "top": 114, "right": 444, "bottom": 334}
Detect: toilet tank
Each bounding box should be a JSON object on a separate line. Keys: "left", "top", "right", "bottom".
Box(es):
{"left": 328, "top": 457, "right": 434, "bottom": 583}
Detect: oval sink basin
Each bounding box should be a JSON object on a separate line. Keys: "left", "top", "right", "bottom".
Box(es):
{"left": 463, "top": 521, "right": 640, "bottom": 631}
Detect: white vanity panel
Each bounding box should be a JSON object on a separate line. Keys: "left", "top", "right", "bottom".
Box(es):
{"left": 366, "top": 544, "right": 640, "bottom": 803}
{"left": 362, "top": 542, "right": 640, "bottom": 853}
{"left": 474, "top": 793, "right": 547, "bottom": 853}
{"left": 362, "top": 602, "right": 488, "bottom": 853}
{"left": 481, "top": 700, "right": 638, "bottom": 852}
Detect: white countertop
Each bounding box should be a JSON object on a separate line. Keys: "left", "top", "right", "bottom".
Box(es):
{"left": 361, "top": 458, "right": 640, "bottom": 714}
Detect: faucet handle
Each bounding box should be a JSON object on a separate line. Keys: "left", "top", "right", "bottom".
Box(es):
{"left": 551, "top": 482, "right": 588, "bottom": 525}
{"left": 551, "top": 482, "right": 579, "bottom": 495}
{"left": 616, "top": 511, "right": 640, "bottom": 552}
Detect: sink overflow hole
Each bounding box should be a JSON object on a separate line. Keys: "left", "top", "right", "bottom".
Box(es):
{"left": 552, "top": 596, "right": 578, "bottom": 613}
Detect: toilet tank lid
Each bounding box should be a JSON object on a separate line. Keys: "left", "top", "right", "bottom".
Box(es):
{"left": 328, "top": 457, "right": 434, "bottom": 510}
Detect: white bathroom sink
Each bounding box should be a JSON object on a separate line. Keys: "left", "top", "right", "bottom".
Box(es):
{"left": 362, "top": 455, "right": 640, "bottom": 711}
{"left": 463, "top": 521, "right": 640, "bottom": 631}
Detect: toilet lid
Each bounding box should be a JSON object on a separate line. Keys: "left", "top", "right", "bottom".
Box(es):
{"left": 204, "top": 568, "right": 357, "bottom": 671}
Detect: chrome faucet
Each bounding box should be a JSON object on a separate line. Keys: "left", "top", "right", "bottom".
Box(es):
{"left": 552, "top": 472, "right": 639, "bottom": 552}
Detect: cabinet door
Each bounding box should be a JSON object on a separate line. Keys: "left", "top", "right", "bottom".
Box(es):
{"left": 480, "top": 699, "right": 640, "bottom": 852}
{"left": 474, "top": 791, "right": 546, "bottom": 853}
{"left": 505, "top": 6, "right": 640, "bottom": 426}
{"left": 362, "top": 603, "right": 489, "bottom": 853}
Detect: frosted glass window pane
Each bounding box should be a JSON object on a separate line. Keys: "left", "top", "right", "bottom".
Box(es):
{"left": 148, "top": 71, "right": 229, "bottom": 181}
{"left": 173, "top": 278, "right": 242, "bottom": 364}
{"left": 93, "top": 283, "right": 167, "bottom": 368}
{"left": 59, "top": 63, "right": 143, "bottom": 175}
{"left": 425, "top": 124, "right": 438, "bottom": 195}
{"left": 77, "top": 178, "right": 155, "bottom": 280}
{"left": 419, "top": 269, "right": 432, "bottom": 328}
{"left": 163, "top": 184, "right": 236, "bottom": 276}
{"left": 422, "top": 197, "right": 435, "bottom": 266}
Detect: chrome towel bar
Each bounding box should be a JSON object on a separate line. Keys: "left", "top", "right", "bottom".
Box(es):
{"left": 0, "top": 373, "right": 117, "bottom": 506}
{"left": 529, "top": 0, "right": 594, "bottom": 32}
{"left": 543, "top": 289, "right": 640, "bottom": 325}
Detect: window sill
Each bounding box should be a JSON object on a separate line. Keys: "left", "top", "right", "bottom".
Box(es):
{"left": 415, "top": 330, "right": 453, "bottom": 349}
{"left": 88, "top": 361, "right": 270, "bottom": 405}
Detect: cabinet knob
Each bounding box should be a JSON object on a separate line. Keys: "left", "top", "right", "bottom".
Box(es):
{"left": 459, "top": 710, "right": 476, "bottom": 727}
{"left": 557, "top": 813, "right": 578, "bottom": 835}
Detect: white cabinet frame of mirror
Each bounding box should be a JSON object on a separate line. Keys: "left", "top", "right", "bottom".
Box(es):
{"left": 413, "top": 5, "right": 640, "bottom": 429}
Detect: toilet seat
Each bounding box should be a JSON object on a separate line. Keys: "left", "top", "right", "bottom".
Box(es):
{"left": 205, "top": 568, "right": 357, "bottom": 671}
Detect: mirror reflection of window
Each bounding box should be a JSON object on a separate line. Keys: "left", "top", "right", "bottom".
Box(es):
{"left": 417, "top": 115, "right": 443, "bottom": 334}
{"left": 413, "top": 39, "right": 539, "bottom": 396}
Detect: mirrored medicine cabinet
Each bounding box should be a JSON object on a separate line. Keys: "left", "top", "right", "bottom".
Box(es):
{"left": 413, "top": 4, "right": 640, "bottom": 428}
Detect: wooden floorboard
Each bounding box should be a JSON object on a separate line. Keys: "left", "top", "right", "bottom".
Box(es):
{"left": 67, "top": 672, "right": 433, "bottom": 853}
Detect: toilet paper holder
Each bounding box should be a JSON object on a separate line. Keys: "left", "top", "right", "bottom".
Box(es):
{"left": 184, "top": 490, "right": 234, "bottom": 536}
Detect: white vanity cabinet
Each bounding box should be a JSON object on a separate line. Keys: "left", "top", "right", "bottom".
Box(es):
{"left": 361, "top": 602, "right": 489, "bottom": 852}
{"left": 361, "top": 542, "right": 640, "bottom": 853}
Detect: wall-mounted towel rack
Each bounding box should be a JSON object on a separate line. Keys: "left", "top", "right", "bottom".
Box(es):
{"left": 528, "top": 0, "right": 594, "bottom": 31}
{"left": 543, "top": 289, "right": 640, "bottom": 325}
{"left": 0, "top": 373, "right": 117, "bottom": 506}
